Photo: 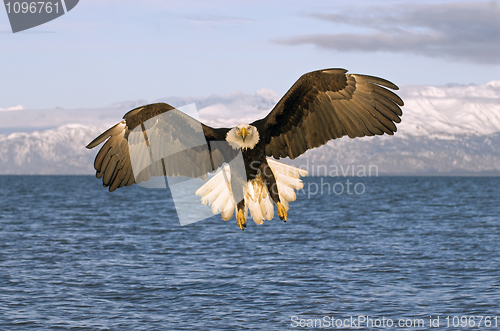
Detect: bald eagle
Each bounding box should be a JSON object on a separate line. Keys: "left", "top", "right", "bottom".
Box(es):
{"left": 86, "top": 68, "right": 404, "bottom": 230}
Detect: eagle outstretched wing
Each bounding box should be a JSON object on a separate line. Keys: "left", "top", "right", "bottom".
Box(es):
{"left": 251, "top": 68, "right": 404, "bottom": 159}
{"left": 86, "top": 103, "right": 232, "bottom": 192}
{"left": 87, "top": 68, "right": 404, "bottom": 191}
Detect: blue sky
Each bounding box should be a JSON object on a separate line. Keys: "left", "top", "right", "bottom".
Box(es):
{"left": 1, "top": 0, "right": 500, "bottom": 109}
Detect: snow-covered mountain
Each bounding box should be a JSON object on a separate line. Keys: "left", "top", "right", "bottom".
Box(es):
{"left": 1, "top": 82, "right": 499, "bottom": 175}
{"left": 0, "top": 125, "right": 104, "bottom": 175}
{"left": 396, "top": 80, "right": 500, "bottom": 137}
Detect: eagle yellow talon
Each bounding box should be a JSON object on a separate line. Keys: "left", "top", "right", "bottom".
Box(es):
{"left": 236, "top": 209, "right": 246, "bottom": 230}
{"left": 277, "top": 202, "right": 287, "bottom": 222}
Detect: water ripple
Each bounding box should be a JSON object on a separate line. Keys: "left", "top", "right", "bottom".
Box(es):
{"left": 0, "top": 176, "right": 499, "bottom": 329}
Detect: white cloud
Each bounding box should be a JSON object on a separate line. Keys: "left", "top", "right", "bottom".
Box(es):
{"left": 0, "top": 105, "right": 26, "bottom": 112}
{"left": 276, "top": 2, "right": 500, "bottom": 64}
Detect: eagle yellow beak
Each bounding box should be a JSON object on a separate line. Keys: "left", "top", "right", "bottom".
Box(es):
{"left": 240, "top": 127, "right": 248, "bottom": 139}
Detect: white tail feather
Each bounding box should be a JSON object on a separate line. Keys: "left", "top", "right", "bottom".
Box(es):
{"left": 277, "top": 175, "right": 303, "bottom": 190}
{"left": 195, "top": 158, "right": 307, "bottom": 224}
{"left": 268, "top": 158, "right": 307, "bottom": 207}
{"left": 212, "top": 186, "right": 231, "bottom": 214}
{"left": 195, "top": 165, "right": 236, "bottom": 221}
{"left": 201, "top": 182, "right": 226, "bottom": 206}
{"left": 195, "top": 168, "right": 227, "bottom": 197}
{"left": 267, "top": 158, "right": 308, "bottom": 179}
{"left": 246, "top": 199, "right": 264, "bottom": 224}
{"left": 278, "top": 193, "right": 289, "bottom": 211}
{"left": 260, "top": 193, "right": 274, "bottom": 219}
{"left": 276, "top": 181, "right": 296, "bottom": 202}
{"left": 221, "top": 196, "right": 236, "bottom": 221}
{"left": 244, "top": 176, "right": 272, "bottom": 224}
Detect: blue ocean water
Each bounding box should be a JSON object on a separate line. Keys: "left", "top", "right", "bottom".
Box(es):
{"left": 0, "top": 176, "right": 499, "bottom": 330}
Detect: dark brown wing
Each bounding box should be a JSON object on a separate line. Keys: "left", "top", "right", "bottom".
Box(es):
{"left": 251, "top": 68, "right": 404, "bottom": 159}
{"left": 86, "top": 103, "right": 232, "bottom": 192}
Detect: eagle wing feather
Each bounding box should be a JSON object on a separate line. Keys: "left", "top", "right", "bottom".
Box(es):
{"left": 252, "top": 68, "right": 404, "bottom": 159}
{"left": 86, "top": 103, "right": 231, "bottom": 191}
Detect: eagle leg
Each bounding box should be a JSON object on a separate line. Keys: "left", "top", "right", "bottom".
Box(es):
{"left": 260, "top": 162, "right": 287, "bottom": 222}
{"left": 277, "top": 201, "right": 287, "bottom": 222}
{"left": 237, "top": 209, "right": 246, "bottom": 230}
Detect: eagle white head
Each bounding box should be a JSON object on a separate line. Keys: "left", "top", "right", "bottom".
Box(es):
{"left": 226, "top": 123, "right": 260, "bottom": 150}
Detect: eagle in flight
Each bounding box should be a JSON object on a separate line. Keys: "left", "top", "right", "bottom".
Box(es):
{"left": 87, "top": 68, "right": 404, "bottom": 230}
